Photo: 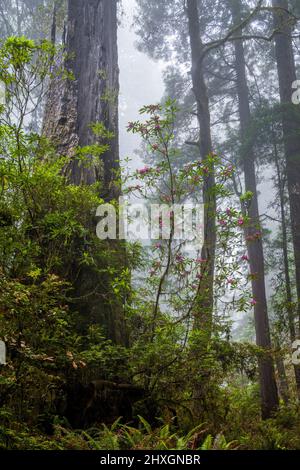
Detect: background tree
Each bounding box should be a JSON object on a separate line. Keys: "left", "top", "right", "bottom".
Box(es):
{"left": 272, "top": 0, "right": 300, "bottom": 338}
{"left": 227, "top": 0, "right": 278, "bottom": 418}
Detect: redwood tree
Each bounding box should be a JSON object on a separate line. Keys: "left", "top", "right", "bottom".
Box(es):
{"left": 43, "top": 0, "right": 127, "bottom": 345}
{"left": 186, "top": 0, "right": 216, "bottom": 337}
{"left": 228, "top": 0, "right": 279, "bottom": 419}
{"left": 272, "top": 0, "right": 300, "bottom": 337}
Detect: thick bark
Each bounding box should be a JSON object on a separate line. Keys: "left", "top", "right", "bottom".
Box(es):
{"left": 186, "top": 0, "right": 216, "bottom": 337}
{"left": 229, "top": 0, "right": 279, "bottom": 418}
{"left": 272, "top": 0, "right": 300, "bottom": 333}
{"left": 43, "top": 0, "right": 127, "bottom": 345}
{"left": 44, "top": 0, "right": 120, "bottom": 197}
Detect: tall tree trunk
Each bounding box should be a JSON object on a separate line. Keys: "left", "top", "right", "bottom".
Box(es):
{"left": 186, "top": 0, "right": 216, "bottom": 338}
{"left": 186, "top": 0, "right": 217, "bottom": 423}
{"left": 229, "top": 0, "right": 279, "bottom": 419}
{"left": 44, "top": 0, "right": 120, "bottom": 196}
{"left": 43, "top": 0, "right": 127, "bottom": 345}
{"left": 272, "top": 0, "right": 300, "bottom": 334}
{"left": 273, "top": 127, "right": 300, "bottom": 396}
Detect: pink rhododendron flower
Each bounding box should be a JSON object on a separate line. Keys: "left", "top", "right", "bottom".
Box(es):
{"left": 237, "top": 218, "right": 245, "bottom": 226}
{"left": 241, "top": 254, "right": 249, "bottom": 262}
{"left": 137, "top": 166, "right": 151, "bottom": 175}
{"left": 148, "top": 105, "right": 160, "bottom": 113}
{"left": 223, "top": 165, "right": 234, "bottom": 177}
{"left": 250, "top": 299, "right": 257, "bottom": 306}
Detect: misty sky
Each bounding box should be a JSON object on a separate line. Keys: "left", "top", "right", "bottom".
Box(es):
{"left": 118, "top": 0, "right": 164, "bottom": 170}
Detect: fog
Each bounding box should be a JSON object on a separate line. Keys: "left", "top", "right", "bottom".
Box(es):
{"left": 119, "top": 0, "right": 164, "bottom": 170}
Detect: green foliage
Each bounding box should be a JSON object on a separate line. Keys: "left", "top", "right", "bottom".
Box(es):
{"left": 1, "top": 36, "right": 300, "bottom": 451}
{"left": 0, "top": 37, "right": 134, "bottom": 443}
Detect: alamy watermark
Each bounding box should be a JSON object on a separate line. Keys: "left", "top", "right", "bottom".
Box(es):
{"left": 0, "top": 80, "right": 5, "bottom": 106}
{"left": 292, "top": 340, "right": 300, "bottom": 366}
{"left": 96, "top": 197, "right": 204, "bottom": 247}
{"left": 292, "top": 80, "right": 300, "bottom": 105}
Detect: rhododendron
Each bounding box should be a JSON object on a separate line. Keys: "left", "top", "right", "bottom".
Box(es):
{"left": 223, "top": 165, "right": 234, "bottom": 177}
{"left": 137, "top": 166, "right": 151, "bottom": 175}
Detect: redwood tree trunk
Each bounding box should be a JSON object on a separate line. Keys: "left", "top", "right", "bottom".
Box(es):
{"left": 273, "top": 136, "right": 300, "bottom": 395}
{"left": 272, "top": 0, "right": 300, "bottom": 333}
{"left": 229, "top": 0, "right": 279, "bottom": 418}
{"left": 44, "top": 0, "right": 119, "bottom": 197}
{"left": 186, "top": 0, "right": 216, "bottom": 338}
{"left": 43, "top": 0, "right": 127, "bottom": 345}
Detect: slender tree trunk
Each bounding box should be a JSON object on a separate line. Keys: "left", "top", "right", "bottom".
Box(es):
{"left": 43, "top": 0, "right": 127, "bottom": 345}
{"left": 273, "top": 0, "right": 300, "bottom": 334}
{"left": 186, "top": 0, "right": 216, "bottom": 338}
{"left": 50, "top": 1, "right": 58, "bottom": 45}
{"left": 229, "top": 0, "right": 279, "bottom": 418}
